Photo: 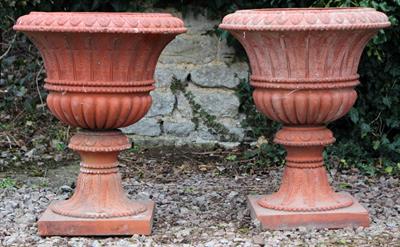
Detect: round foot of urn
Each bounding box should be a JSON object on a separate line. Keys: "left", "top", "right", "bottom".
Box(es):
{"left": 258, "top": 192, "right": 354, "bottom": 212}
{"left": 50, "top": 196, "right": 147, "bottom": 219}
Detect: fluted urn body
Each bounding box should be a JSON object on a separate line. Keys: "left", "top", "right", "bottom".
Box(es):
{"left": 220, "top": 8, "right": 389, "bottom": 229}
{"left": 14, "top": 12, "right": 186, "bottom": 236}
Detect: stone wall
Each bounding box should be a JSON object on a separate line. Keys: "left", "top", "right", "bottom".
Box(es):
{"left": 121, "top": 10, "right": 249, "bottom": 147}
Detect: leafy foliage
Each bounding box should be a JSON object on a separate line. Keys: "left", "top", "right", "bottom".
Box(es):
{"left": 1, "top": 0, "right": 399, "bottom": 176}
{"left": 315, "top": 0, "right": 400, "bottom": 176}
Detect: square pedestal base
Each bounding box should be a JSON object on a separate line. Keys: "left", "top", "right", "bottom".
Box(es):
{"left": 38, "top": 201, "right": 155, "bottom": 236}
{"left": 248, "top": 193, "right": 369, "bottom": 230}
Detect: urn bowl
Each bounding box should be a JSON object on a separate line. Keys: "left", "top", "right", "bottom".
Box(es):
{"left": 14, "top": 11, "right": 186, "bottom": 129}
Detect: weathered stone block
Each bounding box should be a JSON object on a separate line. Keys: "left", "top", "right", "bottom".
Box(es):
{"left": 175, "top": 92, "right": 193, "bottom": 118}
{"left": 187, "top": 84, "right": 240, "bottom": 118}
{"left": 147, "top": 88, "right": 176, "bottom": 117}
{"left": 219, "top": 117, "right": 246, "bottom": 141}
{"left": 163, "top": 120, "right": 195, "bottom": 137}
{"left": 158, "top": 34, "right": 218, "bottom": 65}
{"left": 189, "top": 123, "right": 218, "bottom": 142}
{"left": 121, "top": 10, "right": 249, "bottom": 144}
{"left": 191, "top": 62, "right": 248, "bottom": 88}
{"left": 155, "top": 64, "right": 190, "bottom": 88}
{"left": 216, "top": 37, "right": 238, "bottom": 63}
{"left": 121, "top": 118, "right": 161, "bottom": 137}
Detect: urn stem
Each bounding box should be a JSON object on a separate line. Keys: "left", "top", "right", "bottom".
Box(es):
{"left": 258, "top": 126, "right": 353, "bottom": 212}
{"left": 50, "top": 130, "right": 147, "bottom": 219}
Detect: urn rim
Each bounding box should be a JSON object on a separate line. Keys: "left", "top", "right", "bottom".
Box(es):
{"left": 238, "top": 7, "right": 371, "bottom": 12}
{"left": 219, "top": 7, "right": 390, "bottom": 31}
{"left": 13, "top": 11, "right": 187, "bottom": 34}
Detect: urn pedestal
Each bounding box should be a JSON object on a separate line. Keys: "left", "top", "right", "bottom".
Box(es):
{"left": 14, "top": 12, "right": 186, "bottom": 236}
{"left": 220, "top": 8, "right": 389, "bottom": 229}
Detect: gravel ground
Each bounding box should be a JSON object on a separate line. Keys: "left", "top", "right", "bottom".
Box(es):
{"left": 0, "top": 149, "right": 399, "bottom": 246}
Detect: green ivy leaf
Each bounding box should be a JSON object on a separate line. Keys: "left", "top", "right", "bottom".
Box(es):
{"left": 382, "top": 96, "right": 391, "bottom": 107}
{"left": 349, "top": 108, "right": 359, "bottom": 123}
{"left": 225, "top": 154, "right": 237, "bottom": 161}
{"left": 373, "top": 140, "right": 380, "bottom": 150}
{"left": 385, "top": 166, "right": 393, "bottom": 174}
{"left": 360, "top": 123, "right": 372, "bottom": 138}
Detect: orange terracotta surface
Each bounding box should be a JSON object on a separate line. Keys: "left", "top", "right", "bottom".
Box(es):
{"left": 220, "top": 8, "right": 390, "bottom": 229}
{"left": 14, "top": 12, "right": 186, "bottom": 236}
{"left": 247, "top": 194, "right": 369, "bottom": 230}
{"left": 38, "top": 201, "right": 155, "bottom": 236}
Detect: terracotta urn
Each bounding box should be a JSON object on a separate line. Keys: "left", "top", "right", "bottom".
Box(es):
{"left": 220, "top": 8, "right": 390, "bottom": 229}
{"left": 14, "top": 12, "right": 186, "bottom": 236}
